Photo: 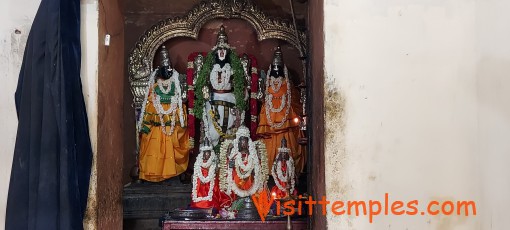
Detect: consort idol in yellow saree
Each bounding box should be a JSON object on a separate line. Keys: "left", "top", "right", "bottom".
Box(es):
{"left": 137, "top": 46, "right": 190, "bottom": 182}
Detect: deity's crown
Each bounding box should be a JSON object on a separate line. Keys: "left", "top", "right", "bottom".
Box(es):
{"left": 235, "top": 125, "right": 251, "bottom": 139}
{"left": 280, "top": 137, "right": 288, "bottom": 148}
{"left": 272, "top": 46, "right": 284, "bottom": 66}
{"left": 214, "top": 25, "right": 231, "bottom": 50}
{"left": 278, "top": 137, "right": 291, "bottom": 153}
{"left": 159, "top": 45, "right": 171, "bottom": 67}
{"left": 200, "top": 137, "right": 213, "bottom": 151}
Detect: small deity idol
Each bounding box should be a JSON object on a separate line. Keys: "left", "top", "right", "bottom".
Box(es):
{"left": 271, "top": 137, "right": 297, "bottom": 199}
{"left": 219, "top": 126, "right": 269, "bottom": 200}
{"left": 137, "top": 46, "right": 190, "bottom": 182}
{"left": 191, "top": 137, "right": 222, "bottom": 209}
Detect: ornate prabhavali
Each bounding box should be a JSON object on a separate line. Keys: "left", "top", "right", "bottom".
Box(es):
{"left": 128, "top": 0, "right": 307, "bottom": 108}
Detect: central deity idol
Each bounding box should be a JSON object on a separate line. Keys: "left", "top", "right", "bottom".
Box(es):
{"left": 193, "top": 25, "right": 248, "bottom": 147}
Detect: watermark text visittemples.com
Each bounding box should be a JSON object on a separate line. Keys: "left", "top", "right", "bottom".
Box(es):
{"left": 252, "top": 193, "right": 476, "bottom": 223}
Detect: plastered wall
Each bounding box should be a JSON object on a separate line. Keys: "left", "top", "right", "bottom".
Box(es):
{"left": 0, "top": 0, "right": 99, "bottom": 229}
{"left": 81, "top": 0, "right": 99, "bottom": 229}
{"left": 324, "top": 0, "right": 510, "bottom": 229}
{"left": 0, "top": 0, "right": 41, "bottom": 228}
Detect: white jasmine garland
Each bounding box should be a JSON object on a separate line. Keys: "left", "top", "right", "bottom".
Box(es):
{"left": 151, "top": 69, "right": 185, "bottom": 136}
{"left": 225, "top": 127, "right": 265, "bottom": 197}
{"left": 157, "top": 78, "right": 173, "bottom": 94}
{"left": 192, "top": 149, "right": 217, "bottom": 202}
{"left": 230, "top": 140, "right": 257, "bottom": 180}
{"left": 267, "top": 93, "right": 287, "bottom": 113}
{"left": 137, "top": 69, "right": 158, "bottom": 134}
{"left": 219, "top": 140, "right": 232, "bottom": 192}
{"left": 202, "top": 107, "right": 212, "bottom": 142}
{"left": 210, "top": 63, "right": 233, "bottom": 90}
{"left": 256, "top": 141, "right": 269, "bottom": 189}
{"left": 228, "top": 156, "right": 261, "bottom": 197}
{"left": 270, "top": 76, "right": 283, "bottom": 92}
{"left": 265, "top": 65, "right": 291, "bottom": 129}
{"left": 218, "top": 128, "right": 269, "bottom": 196}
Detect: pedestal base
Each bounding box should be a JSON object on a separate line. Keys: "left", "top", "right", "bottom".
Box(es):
{"left": 123, "top": 182, "right": 192, "bottom": 229}
{"left": 162, "top": 220, "right": 308, "bottom": 230}
{"left": 123, "top": 182, "right": 192, "bottom": 219}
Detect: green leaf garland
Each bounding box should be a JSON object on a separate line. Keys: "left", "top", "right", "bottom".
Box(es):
{"left": 193, "top": 49, "right": 247, "bottom": 119}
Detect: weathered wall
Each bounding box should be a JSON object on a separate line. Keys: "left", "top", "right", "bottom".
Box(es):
{"left": 324, "top": 0, "right": 510, "bottom": 229}
{"left": 81, "top": 0, "right": 99, "bottom": 229}
{"left": 0, "top": 0, "right": 40, "bottom": 228}
{"left": 0, "top": 0, "right": 99, "bottom": 229}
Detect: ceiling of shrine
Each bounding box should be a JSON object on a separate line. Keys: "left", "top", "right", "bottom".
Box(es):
{"left": 124, "top": 0, "right": 307, "bottom": 26}
{"left": 123, "top": 0, "right": 309, "bottom": 83}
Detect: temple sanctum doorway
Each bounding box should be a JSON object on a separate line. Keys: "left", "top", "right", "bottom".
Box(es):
{"left": 96, "top": 0, "right": 325, "bottom": 229}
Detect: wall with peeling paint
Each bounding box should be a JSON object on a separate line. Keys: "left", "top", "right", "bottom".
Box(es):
{"left": 0, "top": 0, "right": 99, "bottom": 229}
{"left": 324, "top": 0, "right": 510, "bottom": 229}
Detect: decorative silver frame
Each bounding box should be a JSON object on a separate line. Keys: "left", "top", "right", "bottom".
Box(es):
{"left": 128, "top": 0, "right": 307, "bottom": 109}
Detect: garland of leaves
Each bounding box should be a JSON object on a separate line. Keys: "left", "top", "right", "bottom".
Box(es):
{"left": 230, "top": 51, "right": 247, "bottom": 111}
{"left": 193, "top": 49, "right": 247, "bottom": 119}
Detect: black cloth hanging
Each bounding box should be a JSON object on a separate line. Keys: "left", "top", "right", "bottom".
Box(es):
{"left": 6, "top": 0, "right": 92, "bottom": 229}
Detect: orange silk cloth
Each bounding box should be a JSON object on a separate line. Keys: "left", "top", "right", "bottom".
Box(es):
{"left": 139, "top": 90, "right": 190, "bottom": 182}
{"left": 257, "top": 82, "right": 305, "bottom": 173}
{"left": 226, "top": 152, "right": 256, "bottom": 202}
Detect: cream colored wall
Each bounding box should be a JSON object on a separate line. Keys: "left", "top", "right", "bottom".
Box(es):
{"left": 0, "top": 0, "right": 99, "bottom": 229}
{"left": 0, "top": 0, "right": 41, "bottom": 227}
{"left": 324, "top": 0, "right": 510, "bottom": 229}
{"left": 476, "top": 1, "right": 510, "bottom": 229}
{"left": 81, "top": 0, "right": 98, "bottom": 229}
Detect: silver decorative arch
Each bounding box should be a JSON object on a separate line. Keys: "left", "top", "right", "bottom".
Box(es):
{"left": 128, "top": 0, "right": 307, "bottom": 108}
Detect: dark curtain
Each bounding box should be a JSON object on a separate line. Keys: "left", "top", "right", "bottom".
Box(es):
{"left": 6, "top": 0, "right": 92, "bottom": 229}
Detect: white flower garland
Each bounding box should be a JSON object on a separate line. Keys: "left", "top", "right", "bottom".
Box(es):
{"left": 137, "top": 69, "right": 158, "bottom": 134}
{"left": 157, "top": 78, "right": 173, "bottom": 94}
{"left": 192, "top": 148, "right": 217, "bottom": 203}
{"left": 228, "top": 147, "right": 261, "bottom": 197}
{"left": 219, "top": 139, "right": 232, "bottom": 192}
{"left": 230, "top": 139, "right": 258, "bottom": 180}
{"left": 218, "top": 127, "right": 269, "bottom": 197}
{"left": 270, "top": 76, "right": 283, "bottom": 92}
{"left": 210, "top": 63, "right": 233, "bottom": 90}
{"left": 256, "top": 141, "right": 269, "bottom": 189}
{"left": 265, "top": 65, "right": 291, "bottom": 129}
{"left": 268, "top": 93, "right": 287, "bottom": 113}
{"left": 151, "top": 69, "right": 184, "bottom": 136}
{"left": 271, "top": 148, "right": 295, "bottom": 194}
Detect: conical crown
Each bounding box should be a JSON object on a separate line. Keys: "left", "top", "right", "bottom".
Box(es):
{"left": 272, "top": 46, "right": 283, "bottom": 66}
{"left": 159, "top": 45, "right": 171, "bottom": 67}
{"left": 216, "top": 25, "right": 229, "bottom": 48}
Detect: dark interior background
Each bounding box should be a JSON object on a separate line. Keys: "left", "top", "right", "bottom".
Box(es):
{"left": 122, "top": 0, "right": 309, "bottom": 185}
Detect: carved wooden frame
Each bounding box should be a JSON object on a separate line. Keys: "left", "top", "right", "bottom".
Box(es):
{"left": 127, "top": 0, "right": 307, "bottom": 109}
